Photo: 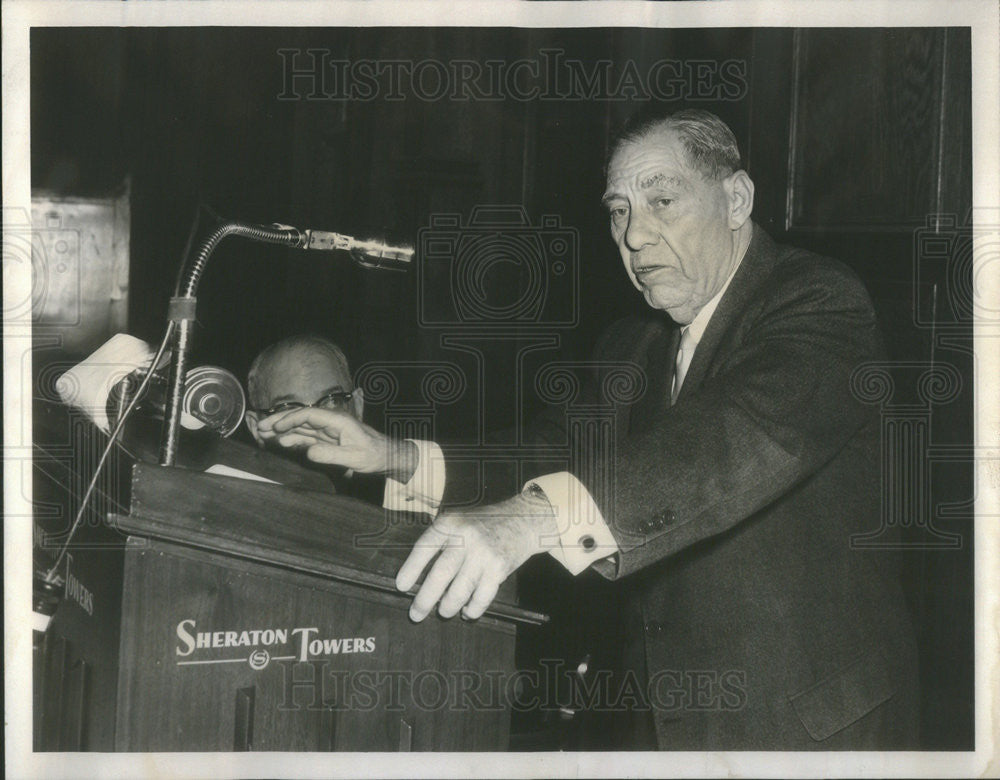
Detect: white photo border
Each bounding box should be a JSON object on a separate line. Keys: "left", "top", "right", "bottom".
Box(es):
{"left": 4, "top": 1, "right": 998, "bottom": 778}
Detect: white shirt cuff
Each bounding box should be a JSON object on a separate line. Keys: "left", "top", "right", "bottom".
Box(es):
{"left": 524, "top": 472, "right": 619, "bottom": 575}
{"left": 382, "top": 439, "right": 445, "bottom": 516}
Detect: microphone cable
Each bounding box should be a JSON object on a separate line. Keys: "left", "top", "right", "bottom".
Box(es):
{"left": 42, "top": 319, "right": 176, "bottom": 585}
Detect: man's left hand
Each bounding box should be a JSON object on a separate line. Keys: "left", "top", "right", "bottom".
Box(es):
{"left": 395, "top": 492, "right": 558, "bottom": 621}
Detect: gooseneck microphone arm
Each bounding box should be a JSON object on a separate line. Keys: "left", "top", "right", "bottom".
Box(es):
{"left": 160, "top": 222, "right": 304, "bottom": 466}
{"left": 158, "top": 220, "right": 413, "bottom": 466}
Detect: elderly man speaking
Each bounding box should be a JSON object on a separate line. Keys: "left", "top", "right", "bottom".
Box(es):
{"left": 257, "top": 109, "right": 919, "bottom": 750}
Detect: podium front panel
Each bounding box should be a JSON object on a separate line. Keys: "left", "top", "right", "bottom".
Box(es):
{"left": 116, "top": 538, "right": 517, "bottom": 751}
{"left": 32, "top": 403, "right": 542, "bottom": 751}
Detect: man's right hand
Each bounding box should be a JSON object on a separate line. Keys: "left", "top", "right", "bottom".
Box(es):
{"left": 255, "top": 407, "right": 418, "bottom": 482}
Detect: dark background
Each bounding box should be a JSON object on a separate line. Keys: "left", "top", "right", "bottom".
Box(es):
{"left": 31, "top": 26, "right": 974, "bottom": 749}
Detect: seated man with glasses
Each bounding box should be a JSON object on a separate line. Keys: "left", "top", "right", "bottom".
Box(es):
{"left": 244, "top": 334, "right": 381, "bottom": 500}
{"left": 245, "top": 334, "right": 362, "bottom": 443}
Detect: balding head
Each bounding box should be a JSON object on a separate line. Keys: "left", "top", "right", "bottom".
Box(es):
{"left": 244, "top": 334, "right": 363, "bottom": 446}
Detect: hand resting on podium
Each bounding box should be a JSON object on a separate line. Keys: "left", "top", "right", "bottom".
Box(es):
{"left": 257, "top": 405, "right": 559, "bottom": 623}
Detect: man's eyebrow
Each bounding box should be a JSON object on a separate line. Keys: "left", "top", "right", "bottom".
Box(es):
{"left": 601, "top": 173, "right": 685, "bottom": 204}
{"left": 639, "top": 172, "right": 683, "bottom": 190}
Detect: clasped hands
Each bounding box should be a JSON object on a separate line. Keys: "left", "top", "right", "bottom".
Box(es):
{"left": 256, "top": 407, "right": 557, "bottom": 622}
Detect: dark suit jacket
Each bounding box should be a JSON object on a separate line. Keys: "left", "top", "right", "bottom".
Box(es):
{"left": 450, "top": 223, "right": 919, "bottom": 749}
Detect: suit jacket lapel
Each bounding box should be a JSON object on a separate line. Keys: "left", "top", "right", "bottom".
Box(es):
{"left": 675, "top": 223, "right": 779, "bottom": 402}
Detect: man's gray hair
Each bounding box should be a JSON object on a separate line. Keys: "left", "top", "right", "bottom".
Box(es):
{"left": 609, "top": 108, "right": 742, "bottom": 181}
{"left": 247, "top": 334, "right": 351, "bottom": 408}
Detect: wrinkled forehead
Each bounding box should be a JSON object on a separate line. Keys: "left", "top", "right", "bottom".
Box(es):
{"left": 605, "top": 129, "right": 696, "bottom": 192}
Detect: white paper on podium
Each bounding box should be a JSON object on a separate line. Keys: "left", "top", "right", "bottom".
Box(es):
{"left": 203, "top": 463, "right": 280, "bottom": 485}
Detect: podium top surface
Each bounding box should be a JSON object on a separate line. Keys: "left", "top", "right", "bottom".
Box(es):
{"left": 34, "top": 399, "right": 548, "bottom": 624}
{"left": 119, "top": 463, "right": 546, "bottom": 626}
{"left": 33, "top": 401, "right": 547, "bottom": 626}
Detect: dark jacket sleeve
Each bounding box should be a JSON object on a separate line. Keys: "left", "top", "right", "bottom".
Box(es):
{"left": 592, "top": 257, "right": 883, "bottom": 579}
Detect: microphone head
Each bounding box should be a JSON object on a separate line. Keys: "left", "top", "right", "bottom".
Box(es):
{"left": 300, "top": 229, "right": 413, "bottom": 270}
{"left": 349, "top": 239, "right": 414, "bottom": 270}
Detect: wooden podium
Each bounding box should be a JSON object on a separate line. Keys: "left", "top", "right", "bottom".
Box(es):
{"left": 32, "top": 401, "right": 546, "bottom": 751}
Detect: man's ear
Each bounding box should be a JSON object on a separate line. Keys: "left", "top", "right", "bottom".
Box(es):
{"left": 245, "top": 410, "right": 264, "bottom": 447}
{"left": 351, "top": 388, "right": 365, "bottom": 421}
{"left": 725, "top": 170, "right": 755, "bottom": 229}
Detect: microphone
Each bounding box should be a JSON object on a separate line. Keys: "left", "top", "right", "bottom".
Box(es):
{"left": 160, "top": 217, "right": 413, "bottom": 467}
{"left": 295, "top": 228, "right": 414, "bottom": 270}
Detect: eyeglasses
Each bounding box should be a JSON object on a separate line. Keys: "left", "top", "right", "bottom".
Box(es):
{"left": 254, "top": 390, "right": 353, "bottom": 418}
